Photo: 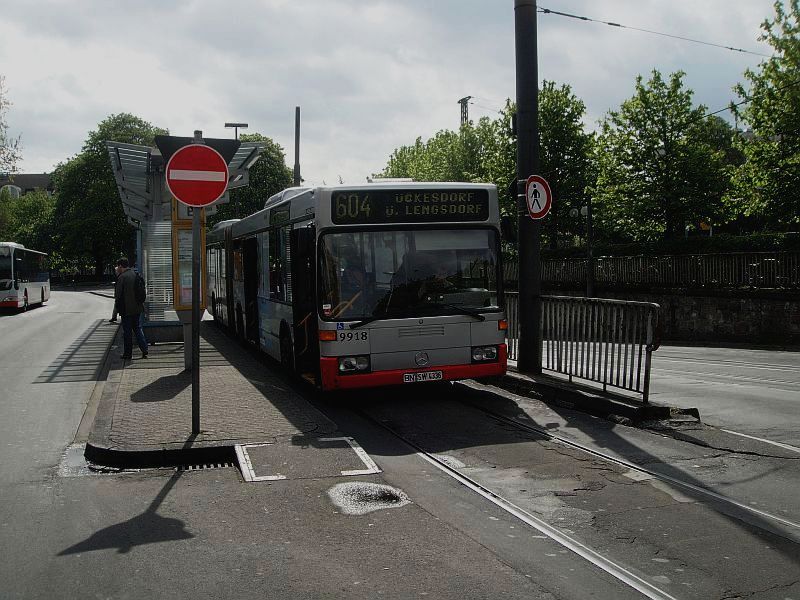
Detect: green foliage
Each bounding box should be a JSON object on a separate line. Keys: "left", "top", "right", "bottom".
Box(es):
{"left": 53, "top": 113, "right": 167, "bottom": 275}
{"left": 537, "top": 82, "right": 595, "bottom": 248}
{"left": 0, "top": 186, "right": 13, "bottom": 236}
{"left": 380, "top": 82, "right": 594, "bottom": 237}
{"left": 208, "top": 132, "right": 293, "bottom": 226}
{"left": 3, "top": 190, "right": 55, "bottom": 251}
{"left": 0, "top": 76, "right": 21, "bottom": 176}
{"left": 730, "top": 0, "right": 800, "bottom": 230}
{"left": 593, "top": 70, "right": 731, "bottom": 242}
{"left": 381, "top": 117, "right": 501, "bottom": 184}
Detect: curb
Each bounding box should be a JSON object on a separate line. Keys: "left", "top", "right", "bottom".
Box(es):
{"left": 490, "top": 370, "right": 701, "bottom": 425}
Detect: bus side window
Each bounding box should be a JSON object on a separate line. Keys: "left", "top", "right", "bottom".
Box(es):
{"left": 269, "top": 226, "right": 291, "bottom": 301}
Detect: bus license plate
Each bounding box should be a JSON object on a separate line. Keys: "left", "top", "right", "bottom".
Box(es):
{"left": 403, "top": 371, "right": 443, "bottom": 383}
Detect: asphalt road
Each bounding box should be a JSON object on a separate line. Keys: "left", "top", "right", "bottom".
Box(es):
{"left": 0, "top": 290, "right": 640, "bottom": 599}
{"left": 650, "top": 345, "right": 800, "bottom": 448}
{"left": 1, "top": 290, "right": 798, "bottom": 599}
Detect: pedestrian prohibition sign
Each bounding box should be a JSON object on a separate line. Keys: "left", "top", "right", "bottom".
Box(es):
{"left": 525, "top": 175, "right": 552, "bottom": 220}
{"left": 166, "top": 144, "right": 229, "bottom": 207}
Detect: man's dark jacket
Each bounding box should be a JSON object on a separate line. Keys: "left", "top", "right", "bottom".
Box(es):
{"left": 115, "top": 269, "right": 144, "bottom": 317}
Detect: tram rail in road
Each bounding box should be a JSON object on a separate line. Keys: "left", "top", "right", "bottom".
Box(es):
{"left": 354, "top": 404, "right": 681, "bottom": 600}
{"left": 311, "top": 379, "right": 800, "bottom": 600}
{"left": 454, "top": 384, "right": 800, "bottom": 538}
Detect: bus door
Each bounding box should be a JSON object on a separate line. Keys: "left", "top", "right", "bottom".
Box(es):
{"left": 243, "top": 236, "right": 260, "bottom": 344}
{"left": 290, "top": 224, "right": 318, "bottom": 378}
{"left": 224, "top": 226, "right": 235, "bottom": 329}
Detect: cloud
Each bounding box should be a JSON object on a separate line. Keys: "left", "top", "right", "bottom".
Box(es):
{"left": 0, "top": 0, "right": 775, "bottom": 186}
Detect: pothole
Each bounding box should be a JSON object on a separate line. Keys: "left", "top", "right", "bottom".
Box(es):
{"left": 327, "top": 482, "right": 411, "bottom": 515}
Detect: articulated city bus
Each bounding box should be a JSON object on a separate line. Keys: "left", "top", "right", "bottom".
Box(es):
{"left": 206, "top": 183, "right": 507, "bottom": 391}
{"left": 0, "top": 242, "right": 50, "bottom": 310}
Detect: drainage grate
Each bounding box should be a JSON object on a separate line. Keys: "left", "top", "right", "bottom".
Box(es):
{"left": 176, "top": 462, "right": 235, "bottom": 471}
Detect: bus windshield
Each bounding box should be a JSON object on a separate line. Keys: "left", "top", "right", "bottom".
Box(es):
{"left": 0, "top": 247, "right": 12, "bottom": 290}
{"left": 319, "top": 228, "right": 500, "bottom": 320}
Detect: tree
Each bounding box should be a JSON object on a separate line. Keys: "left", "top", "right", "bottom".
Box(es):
{"left": 0, "top": 76, "right": 21, "bottom": 176}
{"left": 730, "top": 0, "right": 800, "bottom": 230}
{"left": 53, "top": 114, "right": 167, "bottom": 275}
{"left": 208, "top": 133, "right": 293, "bottom": 226}
{"left": 380, "top": 110, "right": 515, "bottom": 217}
{"left": 3, "top": 190, "right": 55, "bottom": 252}
{"left": 0, "top": 187, "right": 14, "bottom": 238}
{"left": 380, "top": 84, "right": 594, "bottom": 249}
{"left": 593, "top": 70, "right": 730, "bottom": 242}
{"left": 537, "top": 82, "right": 595, "bottom": 248}
{"left": 381, "top": 119, "right": 499, "bottom": 184}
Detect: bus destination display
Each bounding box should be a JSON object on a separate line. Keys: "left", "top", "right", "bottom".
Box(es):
{"left": 331, "top": 189, "right": 489, "bottom": 225}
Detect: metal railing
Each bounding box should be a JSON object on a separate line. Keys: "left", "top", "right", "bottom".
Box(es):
{"left": 505, "top": 293, "right": 661, "bottom": 403}
{"left": 505, "top": 251, "right": 800, "bottom": 290}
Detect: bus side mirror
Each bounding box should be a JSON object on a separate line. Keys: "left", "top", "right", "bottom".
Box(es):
{"left": 501, "top": 216, "right": 517, "bottom": 243}
{"left": 14, "top": 279, "right": 19, "bottom": 290}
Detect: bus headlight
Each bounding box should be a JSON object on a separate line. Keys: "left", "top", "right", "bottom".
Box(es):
{"left": 338, "top": 355, "right": 371, "bottom": 373}
{"left": 2, "top": 296, "right": 16, "bottom": 302}
{"left": 472, "top": 346, "right": 498, "bottom": 362}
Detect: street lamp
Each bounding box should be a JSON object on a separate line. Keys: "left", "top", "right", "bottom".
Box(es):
{"left": 224, "top": 122, "right": 248, "bottom": 140}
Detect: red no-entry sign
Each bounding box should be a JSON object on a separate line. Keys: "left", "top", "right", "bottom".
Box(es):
{"left": 166, "top": 144, "right": 229, "bottom": 207}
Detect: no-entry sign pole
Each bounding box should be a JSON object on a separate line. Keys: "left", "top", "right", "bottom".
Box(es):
{"left": 165, "top": 130, "right": 230, "bottom": 435}
{"left": 191, "top": 137, "right": 202, "bottom": 435}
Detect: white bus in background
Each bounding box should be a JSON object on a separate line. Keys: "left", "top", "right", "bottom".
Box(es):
{"left": 0, "top": 242, "right": 50, "bottom": 310}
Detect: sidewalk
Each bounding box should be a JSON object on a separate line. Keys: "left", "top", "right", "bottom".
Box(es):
{"left": 503, "top": 358, "right": 700, "bottom": 424}
{"left": 85, "top": 322, "right": 337, "bottom": 467}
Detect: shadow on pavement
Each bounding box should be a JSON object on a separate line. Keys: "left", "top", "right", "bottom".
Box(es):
{"left": 58, "top": 470, "right": 192, "bottom": 555}
{"left": 33, "top": 319, "right": 118, "bottom": 384}
{"left": 131, "top": 372, "right": 191, "bottom": 403}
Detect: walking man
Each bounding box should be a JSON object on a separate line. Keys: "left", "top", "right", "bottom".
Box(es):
{"left": 114, "top": 258, "right": 148, "bottom": 360}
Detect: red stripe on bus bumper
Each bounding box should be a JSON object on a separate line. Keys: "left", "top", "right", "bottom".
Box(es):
{"left": 0, "top": 301, "right": 20, "bottom": 308}
{"left": 319, "top": 344, "right": 507, "bottom": 391}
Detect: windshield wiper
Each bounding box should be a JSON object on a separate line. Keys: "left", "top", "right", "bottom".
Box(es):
{"left": 427, "top": 302, "right": 486, "bottom": 321}
{"left": 350, "top": 308, "right": 406, "bottom": 329}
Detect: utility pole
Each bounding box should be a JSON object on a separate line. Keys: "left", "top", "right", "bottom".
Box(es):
{"left": 515, "top": 0, "right": 542, "bottom": 374}
{"left": 458, "top": 96, "right": 472, "bottom": 126}
{"left": 294, "top": 106, "right": 301, "bottom": 187}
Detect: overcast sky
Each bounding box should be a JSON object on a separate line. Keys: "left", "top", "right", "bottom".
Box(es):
{"left": 0, "top": 0, "right": 776, "bottom": 186}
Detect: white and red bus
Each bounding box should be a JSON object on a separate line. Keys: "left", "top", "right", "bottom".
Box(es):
{"left": 0, "top": 242, "right": 50, "bottom": 310}
{"left": 207, "top": 182, "right": 507, "bottom": 391}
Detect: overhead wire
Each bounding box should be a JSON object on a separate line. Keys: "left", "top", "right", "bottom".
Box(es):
{"left": 538, "top": 7, "right": 773, "bottom": 59}
{"left": 681, "top": 77, "right": 800, "bottom": 131}
{"left": 464, "top": 9, "right": 793, "bottom": 133}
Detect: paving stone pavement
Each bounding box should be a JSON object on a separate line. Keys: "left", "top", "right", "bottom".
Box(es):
{"left": 91, "top": 322, "right": 336, "bottom": 453}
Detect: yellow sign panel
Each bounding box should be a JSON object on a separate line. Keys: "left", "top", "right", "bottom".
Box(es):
{"left": 171, "top": 197, "right": 207, "bottom": 311}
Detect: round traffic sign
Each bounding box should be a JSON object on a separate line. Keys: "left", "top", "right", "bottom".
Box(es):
{"left": 525, "top": 175, "right": 552, "bottom": 220}
{"left": 166, "top": 144, "right": 229, "bottom": 207}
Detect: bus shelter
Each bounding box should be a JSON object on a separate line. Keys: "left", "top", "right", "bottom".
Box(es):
{"left": 106, "top": 139, "right": 264, "bottom": 342}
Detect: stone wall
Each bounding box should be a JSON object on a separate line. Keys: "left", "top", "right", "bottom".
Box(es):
{"left": 545, "top": 288, "right": 800, "bottom": 346}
